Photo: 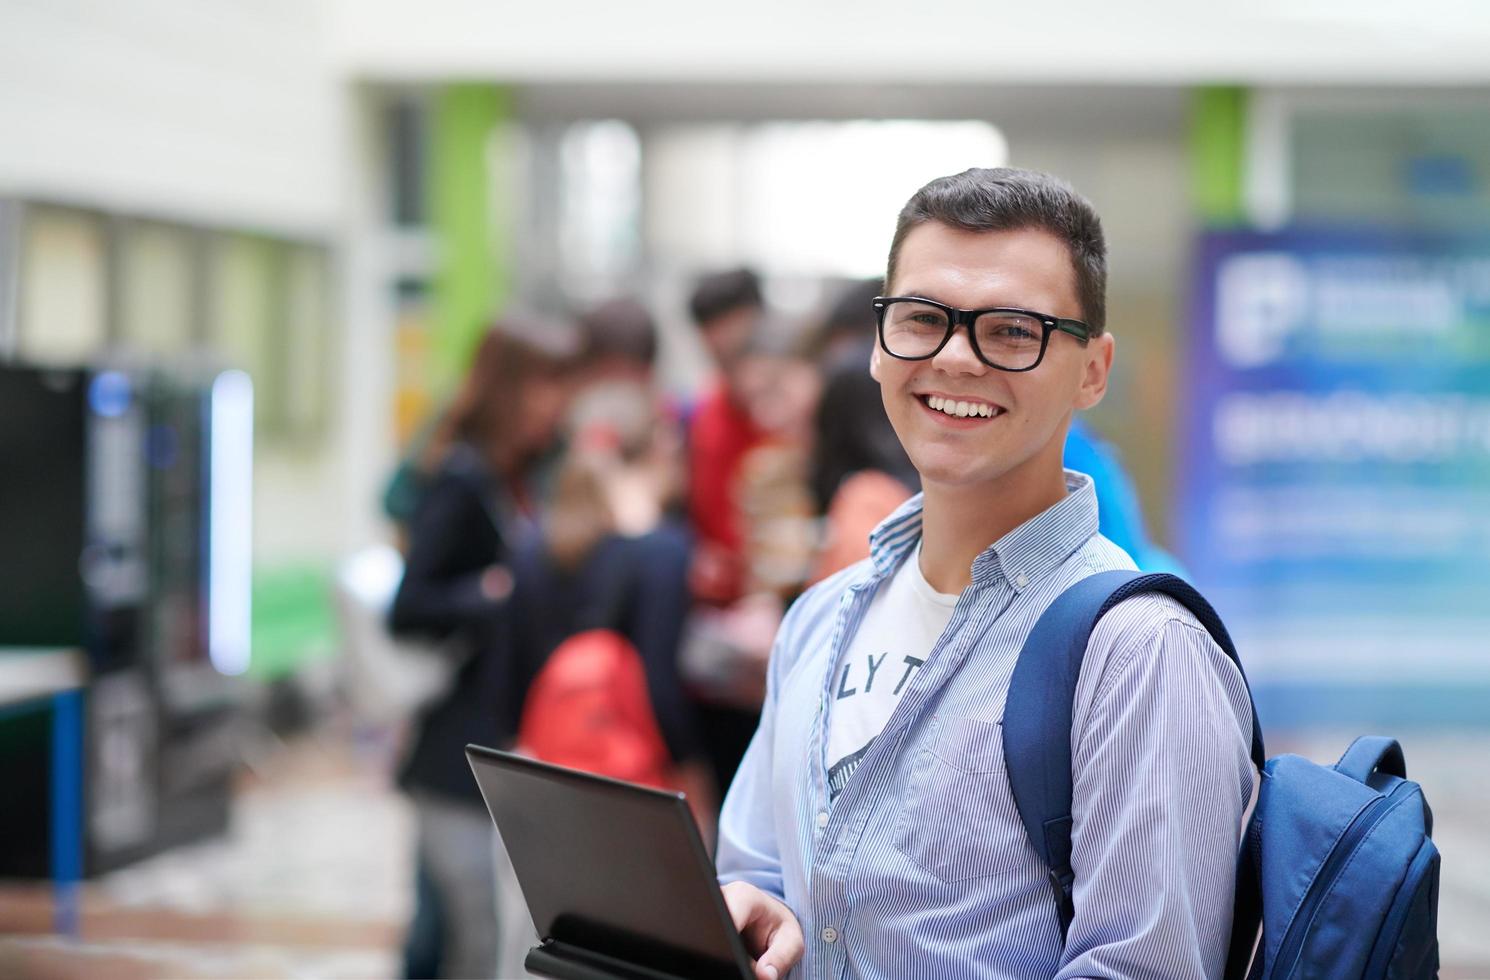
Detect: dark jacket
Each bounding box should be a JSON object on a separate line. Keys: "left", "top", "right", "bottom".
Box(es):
{"left": 389, "top": 444, "right": 525, "bottom": 805}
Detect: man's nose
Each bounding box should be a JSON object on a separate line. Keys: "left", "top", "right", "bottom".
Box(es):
{"left": 931, "top": 324, "right": 988, "bottom": 375}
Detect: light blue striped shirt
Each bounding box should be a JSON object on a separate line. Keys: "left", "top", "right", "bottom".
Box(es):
{"left": 717, "top": 471, "right": 1255, "bottom": 980}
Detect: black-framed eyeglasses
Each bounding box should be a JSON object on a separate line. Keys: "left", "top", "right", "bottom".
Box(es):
{"left": 873, "top": 296, "right": 1092, "bottom": 373}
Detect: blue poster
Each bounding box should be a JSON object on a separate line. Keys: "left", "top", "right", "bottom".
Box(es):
{"left": 1180, "top": 230, "right": 1490, "bottom": 694}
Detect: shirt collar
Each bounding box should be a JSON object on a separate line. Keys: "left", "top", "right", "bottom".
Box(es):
{"left": 867, "top": 469, "right": 1100, "bottom": 592}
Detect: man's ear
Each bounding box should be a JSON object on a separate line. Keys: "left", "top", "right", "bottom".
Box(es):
{"left": 1074, "top": 332, "right": 1115, "bottom": 411}
{"left": 869, "top": 339, "right": 883, "bottom": 382}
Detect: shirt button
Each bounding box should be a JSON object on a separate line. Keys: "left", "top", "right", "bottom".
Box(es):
{"left": 1015, "top": 573, "right": 1028, "bottom": 588}
{"left": 821, "top": 926, "right": 839, "bottom": 944}
{"left": 816, "top": 811, "right": 829, "bottom": 829}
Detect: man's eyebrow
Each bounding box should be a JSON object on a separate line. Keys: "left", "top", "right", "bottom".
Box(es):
{"left": 891, "top": 289, "right": 950, "bottom": 305}
{"left": 890, "top": 291, "right": 1041, "bottom": 313}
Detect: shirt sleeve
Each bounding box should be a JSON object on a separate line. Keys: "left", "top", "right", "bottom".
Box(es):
{"left": 714, "top": 600, "right": 803, "bottom": 902}
{"left": 1055, "top": 596, "right": 1256, "bottom": 980}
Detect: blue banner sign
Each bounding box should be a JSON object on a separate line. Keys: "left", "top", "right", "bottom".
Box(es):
{"left": 1180, "top": 230, "right": 1490, "bottom": 692}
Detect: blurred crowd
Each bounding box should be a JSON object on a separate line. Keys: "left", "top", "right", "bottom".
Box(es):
{"left": 376, "top": 270, "right": 922, "bottom": 978}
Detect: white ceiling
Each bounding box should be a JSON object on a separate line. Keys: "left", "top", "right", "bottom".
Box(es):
{"left": 328, "top": 0, "right": 1490, "bottom": 85}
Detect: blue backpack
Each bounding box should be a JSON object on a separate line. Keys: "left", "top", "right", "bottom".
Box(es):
{"left": 1003, "top": 571, "right": 1440, "bottom": 979}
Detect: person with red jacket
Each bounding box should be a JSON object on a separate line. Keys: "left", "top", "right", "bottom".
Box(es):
{"left": 685, "top": 268, "right": 771, "bottom": 605}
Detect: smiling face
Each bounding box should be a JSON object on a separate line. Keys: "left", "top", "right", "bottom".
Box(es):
{"left": 871, "top": 222, "right": 1114, "bottom": 499}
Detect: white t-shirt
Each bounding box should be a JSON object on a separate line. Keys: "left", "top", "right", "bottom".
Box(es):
{"left": 825, "top": 541, "right": 960, "bottom": 799}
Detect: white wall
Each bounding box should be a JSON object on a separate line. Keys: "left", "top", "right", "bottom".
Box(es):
{"left": 0, "top": 0, "right": 341, "bottom": 234}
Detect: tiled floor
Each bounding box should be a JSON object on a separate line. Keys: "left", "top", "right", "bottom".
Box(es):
{"left": 1, "top": 725, "right": 1487, "bottom": 979}
{"left": 0, "top": 728, "right": 409, "bottom": 979}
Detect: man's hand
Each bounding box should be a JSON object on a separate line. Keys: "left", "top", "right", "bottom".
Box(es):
{"left": 721, "top": 881, "right": 804, "bottom": 980}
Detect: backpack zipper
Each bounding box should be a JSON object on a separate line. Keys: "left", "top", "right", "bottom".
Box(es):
{"left": 1272, "top": 780, "right": 1414, "bottom": 977}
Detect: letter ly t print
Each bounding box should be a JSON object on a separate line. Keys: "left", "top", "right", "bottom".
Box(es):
{"left": 838, "top": 651, "right": 920, "bottom": 701}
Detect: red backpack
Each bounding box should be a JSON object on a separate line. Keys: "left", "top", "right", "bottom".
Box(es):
{"left": 516, "top": 629, "right": 675, "bottom": 789}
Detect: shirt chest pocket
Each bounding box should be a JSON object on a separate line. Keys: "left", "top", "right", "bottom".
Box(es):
{"left": 892, "top": 715, "right": 1028, "bottom": 882}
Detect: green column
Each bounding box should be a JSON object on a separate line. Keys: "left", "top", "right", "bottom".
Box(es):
{"left": 429, "top": 84, "right": 514, "bottom": 393}
{"left": 1190, "top": 86, "right": 1249, "bottom": 226}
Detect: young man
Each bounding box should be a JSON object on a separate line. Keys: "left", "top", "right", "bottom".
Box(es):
{"left": 717, "top": 168, "right": 1255, "bottom": 980}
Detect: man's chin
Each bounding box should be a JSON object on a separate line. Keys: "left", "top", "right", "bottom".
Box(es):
{"left": 907, "top": 458, "right": 1005, "bottom": 491}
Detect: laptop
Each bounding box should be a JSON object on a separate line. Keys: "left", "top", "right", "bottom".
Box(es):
{"left": 465, "top": 744, "right": 756, "bottom": 980}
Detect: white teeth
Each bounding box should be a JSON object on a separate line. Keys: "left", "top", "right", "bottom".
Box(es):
{"left": 917, "top": 393, "right": 1001, "bottom": 417}
{"left": 925, "top": 395, "right": 998, "bottom": 418}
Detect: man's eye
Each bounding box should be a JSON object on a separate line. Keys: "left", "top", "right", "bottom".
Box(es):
{"left": 979, "top": 317, "right": 1042, "bottom": 345}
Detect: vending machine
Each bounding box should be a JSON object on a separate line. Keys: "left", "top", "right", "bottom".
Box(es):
{"left": 0, "top": 362, "right": 253, "bottom": 876}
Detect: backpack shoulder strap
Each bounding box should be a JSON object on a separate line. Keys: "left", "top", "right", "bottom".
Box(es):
{"left": 1001, "top": 571, "right": 1266, "bottom": 939}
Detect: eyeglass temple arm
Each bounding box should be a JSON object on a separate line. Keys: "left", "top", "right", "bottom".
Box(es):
{"left": 1054, "top": 320, "right": 1092, "bottom": 343}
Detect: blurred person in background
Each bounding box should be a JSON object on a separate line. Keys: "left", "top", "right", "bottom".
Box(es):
{"left": 716, "top": 168, "right": 1253, "bottom": 980}
{"left": 730, "top": 322, "right": 824, "bottom": 601}
{"left": 508, "top": 367, "right": 714, "bottom": 822}
{"left": 512, "top": 295, "right": 704, "bottom": 800}
{"left": 572, "top": 295, "right": 688, "bottom": 521}
{"left": 388, "top": 318, "right": 579, "bottom": 980}
{"left": 682, "top": 303, "right": 825, "bottom": 800}
{"left": 684, "top": 267, "right": 770, "bottom": 605}
{"left": 681, "top": 268, "right": 771, "bottom": 800}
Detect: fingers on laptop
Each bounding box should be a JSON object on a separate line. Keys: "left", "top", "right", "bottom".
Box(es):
{"left": 721, "top": 881, "right": 805, "bottom": 979}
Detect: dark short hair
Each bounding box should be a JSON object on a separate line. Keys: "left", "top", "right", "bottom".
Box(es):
{"left": 885, "top": 167, "right": 1107, "bottom": 334}
{"left": 688, "top": 267, "right": 763, "bottom": 327}
{"left": 579, "top": 296, "right": 657, "bottom": 367}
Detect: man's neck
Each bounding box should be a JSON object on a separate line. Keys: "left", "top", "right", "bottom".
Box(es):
{"left": 917, "top": 463, "right": 1071, "bottom": 595}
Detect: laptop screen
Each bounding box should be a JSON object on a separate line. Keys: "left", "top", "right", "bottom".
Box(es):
{"left": 466, "top": 746, "right": 753, "bottom": 978}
